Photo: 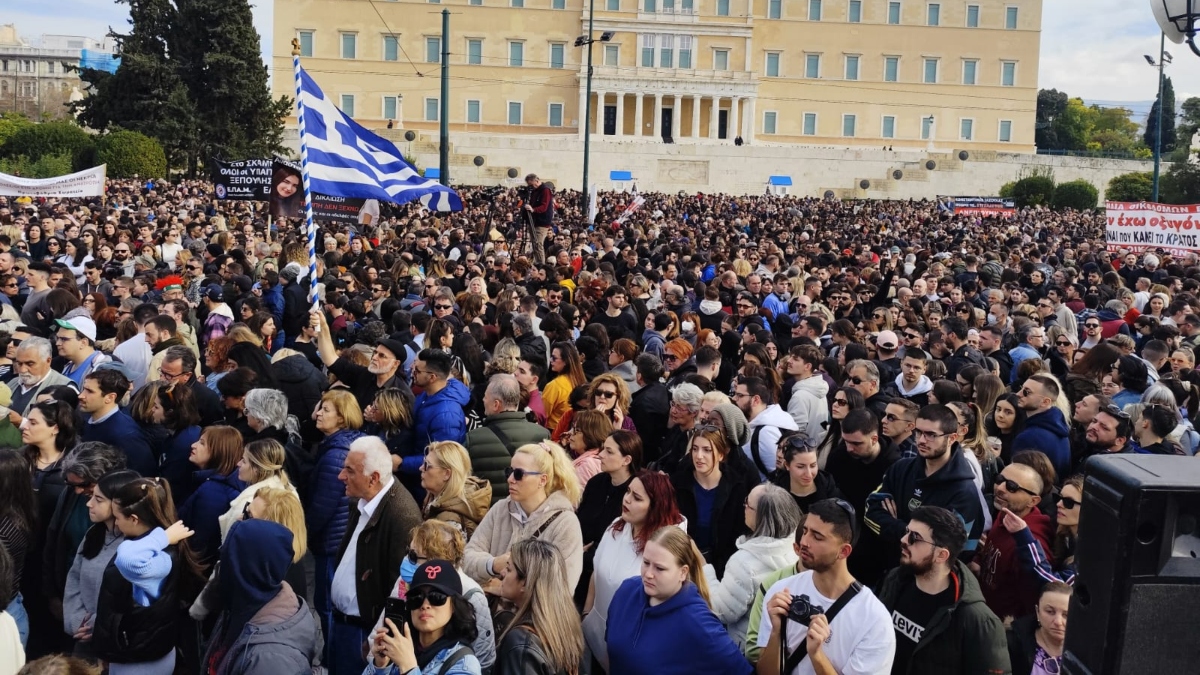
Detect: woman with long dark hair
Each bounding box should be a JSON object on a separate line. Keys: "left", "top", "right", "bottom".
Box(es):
{"left": 1065, "top": 342, "right": 1121, "bottom": 406}
{"left": 815, "top": 386, "right": 865, "bottom": 469}
{"left": 59, "top": 239, "right": 92, "bottom": 284}
{"left": 178, "top": 426, "right": 246, "bottom": 565}
{"left": 0, "top": 449, "right": 36, "bottom": 648}
{"left": 984, "top": 393, "right": 1027, "bottom": 463}
{"left": 369, "top": 558, "right": 482, "bottom": 675}
{"left": 543, "top": 342, "right": 586, "bottom": 431}
{"left": 268, "top": 168, "right": 302, "bottom": 218}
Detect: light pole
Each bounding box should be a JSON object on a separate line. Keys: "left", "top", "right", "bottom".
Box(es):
{"left": 1151, "top": 0, "right": 1200, "bottom": 57}
{"left": 1146, "top": 35, "right": 1173, "bottom": 201}
{"left": 575, "top": 3, "right": 614, "bottom": 214}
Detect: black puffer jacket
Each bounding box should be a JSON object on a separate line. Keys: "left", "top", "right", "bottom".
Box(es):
{"left": 271, "top": 353, "right": 327, "bottom": 439}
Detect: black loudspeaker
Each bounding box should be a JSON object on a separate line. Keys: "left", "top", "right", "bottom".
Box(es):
{"left": 1063, "top": 455, "right": 1200, "bottom": 674}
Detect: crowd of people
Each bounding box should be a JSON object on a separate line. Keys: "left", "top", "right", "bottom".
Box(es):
{"left": 0, "top": 174, "right": 1188, "bottom": 675}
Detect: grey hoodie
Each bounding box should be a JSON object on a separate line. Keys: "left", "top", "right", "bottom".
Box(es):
{"left": 63, "top": 527, "right": 124, "bottom": 636}
{"left": 205, "top": 583, "right": 321, "bottom": 675}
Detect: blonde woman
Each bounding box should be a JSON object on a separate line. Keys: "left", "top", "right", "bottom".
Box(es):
{"left": 421, "top": 441, "right": 492, "bottom": 539}
{"left": 463, "top": 441, "right": 584, "bottom": 589}
{"left": 494, "top": 539, "right": 584, "bottom": 675}
{"left": 484, "top": 338, "right": 521, "bottom": 378}
{"left": 605, "top": 526, "right": 752, "bottom": 674}
{"left": 217, "top": 438, "right": 295, "bottom": 541}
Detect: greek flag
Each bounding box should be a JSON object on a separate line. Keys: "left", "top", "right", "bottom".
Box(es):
{"left": 296, "top": 67, "right": 462, "bottom": 212}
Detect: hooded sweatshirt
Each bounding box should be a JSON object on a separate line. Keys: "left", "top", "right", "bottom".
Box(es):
{"left": 63, "top": 526, "right": 124, "bottom": 636}
{"left": 1011, "top": 407, "right": 1072, "bottom": 478}
{"left": 702, "top": 534, "right": 799, "bottom": 647}
{"left": 977, "top": 508, "right": 1055, "bottom": 622}
{"left": 424, "top": 475, "right": 492, "bottom": 540}
{"left": 606, "top": 577, "right": 754, "bottom": 675}
{"left": 409, "top": 377, "right": 473, "bottom": 473}
{"left": 866, "top": 446, "right": 986, "bottom": 555}
{"left": 888, "top": 373, "right": 933, "bottom": 406}
{"left": 786, "top": 375, "right": 829, "bottom": 448}
{"left": 743, "top": 404, "right": 799, "bottom": 480}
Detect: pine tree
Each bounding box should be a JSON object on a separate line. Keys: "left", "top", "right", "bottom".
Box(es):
{"left": 1145, "top": 76, "right": 1178, "bottom": 155}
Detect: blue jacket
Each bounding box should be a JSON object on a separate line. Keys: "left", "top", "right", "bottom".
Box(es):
{"left": 866, "top": 446, "right": 985, "bottom": 555}
{"left": 762, "top": 292, "right": 789, "bottom": 322}
{"left": 179, "top": 469, "right": 246, "bottom": 565}
{"left": 158, "top": 425, "right": 202, "bottom": 506}
{"left": 1012, "top": 407, "right": 1072, "bottom": 478}
{"left": 363, "top": 642, "right": 481, "bottom": 675}
{"left": 261, "top": 284, "right": 285, "bottom": 325}
{"left": 1007, "top": 343, "right": 1042, "bottom": 383}
{"left": 409, "top": 379, "right": 471, "bottom": 473}
{"left": 306, "top": 428, "right": 366, "bottom": 555}
{"left": 81, "top": 410, "right": 158, "bottom": 477}
{"left": 606, "top": 577, "right": 752, "bottom": 675}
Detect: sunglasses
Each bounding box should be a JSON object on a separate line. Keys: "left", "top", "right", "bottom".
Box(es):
{"left": 435, "top": 304, "right": 452, "bottom": 310}
{"left": 903, "top": 528, "right": 938, "bottom": 547}
{"left": 832, "top": 398, "right": 849, "bottom": 406}
{"left": 993, "top": 473, "right": 1041, "bottom": 497}
{"left": 594, "top": 390, "right": 616, "bottom": 399}
{"left": 1085, "top": 323, "right": 1100, "bottom": 329}
{"left": 1056, "top": 341, "right": 1071, "bottom": 346}
{"left": 504, "top": 467, "right": 544, "bottom": 481}
{"left": 405, "top": 589, "right": 450, "bottom": 611}
{"left": 848, "top": 376, "right": 866, "bottom": 385}
{"left": 1055, "top": 493, "right": 1081, "bottom": 510}
{"left": 405, "top": 549, "right": 427, "bottom": 565}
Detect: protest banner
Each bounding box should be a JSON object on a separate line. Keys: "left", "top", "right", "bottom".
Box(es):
{"left": 937, "top": 196, "right": 1016, "bottom": 217}
{"left": 0, "top": 165, "right": 107, "bottom": 198}
{"left": 211, "top": 158, "right": 274, "bottom": 200}
{"left": 1105, "top": 201, "right": 1200, "bottom": 255}
{"left": 211, "top": 157, "right": 365, "bottom": 224}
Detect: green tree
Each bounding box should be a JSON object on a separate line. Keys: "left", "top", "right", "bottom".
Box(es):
{"left": 1161, "top": 157, "right": 1200, "bottom": 205}
{"left": 1106, "top": 172, "right": 1154, "bottom": 203}
{"left": 1053, "top": 179, "right": 1099, "bottom": 210}
{"left": 0, "top": 120, "right": 94, "bottom": 161}
{"left": 1011, "top": 176, "right": 1056, "bottom": 208}
{"left": 0, "top": 114, "right": 34, "bottom": 149}
{"left": 95, "top": 130, "right": 168, "bottom": 178}
{"left": 1146, "top": 76, "right": 1178, "bottom": 155}
{"left": 1036, "top": 89, "right": 1069, "bottom": 150}
{"left": 1055, "top": 98, "right": 1094, "bottom": 152}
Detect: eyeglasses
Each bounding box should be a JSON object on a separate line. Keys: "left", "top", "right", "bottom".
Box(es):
{"left": 743, "top": 497, "right": 756, "bottom": 510}
{"left": 903, "top": 529, "right": 938, "bottom": 547}
{"left": 848, "top": 376, "right": 867, "bottom": 385}
{"left": 405, "top": 549, "right": 428, "bottom": 565}
{"left": 435, "top": 304, "right": 452, "bottom": 310}
{"left": 504, "top": 467, "right": 544, "bottom": 481}
{"left": 912, "top": 428, "right": 950, "bottom": 440}
{"left": 405, "top": 589, "right": 450, "bottom": 611}
{"left": 883, "top": 412, "right": 912, "bottom": 423}
{"left": 1085, "top": 323, "right": 1101, "bottom": 329}
{"left": 994, "top": 473, "right": 1042, "bottom": 497}
{"left": 1056, "top": 341, "right": 1071, "bottom": 347}
{"left": 594, "top": 389, "right": 616, "bottom": 399}
{"left": 832, "top": 397, "right": 849, "bottom": 406}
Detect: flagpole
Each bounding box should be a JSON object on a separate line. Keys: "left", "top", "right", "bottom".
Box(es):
{"left": 292, "top": 39, "right": 320, "bottom": 323}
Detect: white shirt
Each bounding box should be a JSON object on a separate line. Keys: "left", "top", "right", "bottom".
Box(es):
{"left": 332, "top": 477, "right": 394, "bottom": 616}
{"left": 756, "top": 571, "right": 895, "bottom": 675}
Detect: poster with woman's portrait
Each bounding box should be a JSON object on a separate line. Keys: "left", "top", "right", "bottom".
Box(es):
{"left": 269, "top": 163, "right": 303, "bottom": 218}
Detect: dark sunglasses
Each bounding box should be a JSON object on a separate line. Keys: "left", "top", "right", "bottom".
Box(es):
{"left": 504, "top": 467, "right": 544, "bottom": 481}
{"left": 1085, "top": 323, "right": 1100, "bottom": 329}
{"left": 1055, "top": 494, "right": 1081, "bottom": 510}
{"left": 1056, "top": 341, "right": 1071, "bottom": 346}
{"left": 593, "top": 389, "right": 617, "bottom": 399}
{"left": 435, "top": 304, "right": 452, "bottom": 310}
{"left": 405, "top": 549, "right": 426, "bottom": 564}
{"left": 993, "top": 473, "right": 1041, "bottom": 497}
{"left": 405, "top": 589, "right": 450, "bottom": 611}
{"left": 848, "top": 376, "right": 866, "bottom": 385}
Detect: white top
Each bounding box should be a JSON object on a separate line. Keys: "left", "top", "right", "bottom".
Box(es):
{"left": 756, "top": 570, "right": 895, "bottom": 675}
{"left": 332, "top": 477, "right": 394, "bottom": 616}
{"left": 358, "top": 199, "right": 380, "bottom": 225}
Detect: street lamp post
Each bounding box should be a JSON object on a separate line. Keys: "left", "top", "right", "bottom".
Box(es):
{"left": 1152, "top": 0, "right": 1200, "bottom": 57}
{"left": 575, "top": 3, "right": 614, "bottom": 215}
{"left": 1147, "top": 33, "right": 1171, "bottom": 201}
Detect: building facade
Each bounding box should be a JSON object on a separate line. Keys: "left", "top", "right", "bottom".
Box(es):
{"left": 0, "top": 25, "right": 118, "bottom": 119}
{"left": 272, "top": 0, "right": 1041, "bottom": 152}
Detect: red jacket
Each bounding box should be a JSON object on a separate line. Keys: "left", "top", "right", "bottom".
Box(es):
{"left": 977, "top": 508, "right": 1054, "bottom": 621}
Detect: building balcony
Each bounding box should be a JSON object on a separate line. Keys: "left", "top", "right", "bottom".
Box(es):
{"left": 588, "top": 64, "right": 757, "bottom": 83}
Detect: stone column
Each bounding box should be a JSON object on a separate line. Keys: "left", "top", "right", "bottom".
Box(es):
{"left": 616, "top": 93, "right": 625, "bottom": 136}
{"left": 671, "top": 94, "right": 682, "bottom": 141}
{"left": 595, "top": 90, "right": 606, "bottom": 134}
{"left": 708, "top": 96, "right": 720, "bottom": 139}
{"left": 729, "top": 97, "right": 740, "bottom": 142}
{"left": 578, "top": 86, "right": 588, "bottom": 140}
{"left": 653, "top": 93, "right": 663, "bottom": 140}
{"left": 634, "top": 93, "right": 644, "bottom": 138}
{"left": 744, "top": 97, "right": 756, "bottom": 144}
{"left": 691, "top": 94, "right": 702, "bottom": 138}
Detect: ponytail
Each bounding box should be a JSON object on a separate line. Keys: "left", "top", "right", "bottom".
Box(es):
{"left": 648, "top": 526, "right": 711, "bottom": 608}
{"left": 514, "top": 441, "right": 582, "bottom": 506}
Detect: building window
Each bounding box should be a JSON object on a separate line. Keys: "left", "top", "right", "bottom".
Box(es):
{"left": 659, "top": 34, "right": 674, "bottom": 68}
{"left": 429, "top": 0, "right": 440, "bottom": 3}
{"left": 921, "top": 116, "right": 933, "bottom": 139}
{"left": 642, "top": 34, "right": 654, "bottom": 66}
{"left": 714, "top": 49, "right": 729, "bottom": 70}
{"left": 468, "top": 39, "right": 482, "bottom": 65}
{"left": 963, "top": 59, "right": 977, "bottom": 85}
{"left": 923, "top": 58, "right": 937, "bottom": 83}
{"left": 467, "top": 99, "right": 481, "bottom": 123}
{"left": 383, "top": 96, "right": 398, "bottom": 120}
{"left": 844, "top": 55, "right": 859, "bottom": 80}
{"left": 882, "top": 115, "right": 896, "bottom": 138}
{"left": 842, "top": 114, "right": 856, "bottom": 137}
{"left": 848, "top": 0, "right": 862, "bottom": 22}
{"left": 644, "top": 0, "right": 654, "bottom": 10}
{"left": 341, "top": 33, "right": 357, "bottom": 59}
{"left": 717, "top": 0, "right": 729, "bottom": 15}
{"left": 960, "top": 118, "right": 974, "bottom": 140}
{"left": 340, "top": 94, "right": 355, "bottom": 116}
{"left": 512, "top": 0, "right": 524, "bottom": 6}
{"left": 604, "top": 44, "right": 619, "bottom": 65}
{"left": 383, "top": 36, "right": 399, "bottom": 61}
{"left": 888, "top": 1, "right": 901, "bottom": 23}
{"left": 927, "top": 3, "right": 939, "bottom": 25}
{"left": 509, "top": 41, "right": 524, "bottom": 66}
{"left": 425, "top": 97, "right": 439, "bottom": 121}
{"left": 469, "top": 0, "right": 482, "bottom": 4}
{"left": 47, "top": 61, "right": 55, "bottom": 74}
{"left": 679, "top": 36, "right": 693, "bottom": 68}
{"left": 508, "top": 101, "right": 523, "bottom": 125}
{"left": 549, "top": 103, "right": 564, "bottom": 127}
{"left": 809, "top": 0, "right": 822, "bottom": 20}
{"left": 426, "top": 37, "right": 441, "bottom": 63}
{"left": 607, "top": 0, "right": 620, "bottom": 8}
{"left": 805, "top": 53, "right": 820, "bottom": 78}
{"left": 553, "top": 0, "right": 565, "bottom": 7}
{"left": 768, "top": 0, "right": 781, "bottom": 19}
{"left": 1006, "top": 6, "right": 1018, "bottom": 29}
{"left": 803, "top": 112, "right": 817, "bottom": 135}
{"left": 299, "top": 32, "right": 314, "bottom": 58}
{"left": 999, "top": 119, "right": 1012, "bottom": 142}
{"left": 884, "top": 56, "right": 899, "bottom": 81}
{"left": 1001, "top": 60, "right": 1016, "bottom": 86}
{"left": 966, "top": 4, "right": 979, "bottom": 27}
{"left": 765, "top": 52, "right": 780, "bottom": 77}
{"left": 550, "top": 43, "right": 565, "bottom": 68}
{"left": 763, "top": 111, "right": 777, "bottom": 134}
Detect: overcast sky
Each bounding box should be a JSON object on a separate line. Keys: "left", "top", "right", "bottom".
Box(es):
{"left": 8, "top": 0, "right": 1199, "bottom": 103}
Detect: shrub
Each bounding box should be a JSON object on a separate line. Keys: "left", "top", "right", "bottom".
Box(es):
{"left": 94, "top": 130, "right": 167, "bottom": 179}
{"left": 1053, "top": 179, "right": 1099, "bottom": 211}
{"left": 1010, "top": 176, "right": 1056, "bottom": 208}
{"left": 1105, "top": 172, "right": 1154, "bottom": 203}
{"left": 999, "top": 181, "right": 1016, "bottom": 198}
{"left": 0, "top": 120, "right": 93, "bottom": 162}
{"left": 0, "top": 153, "right": 74, "bottom": 179}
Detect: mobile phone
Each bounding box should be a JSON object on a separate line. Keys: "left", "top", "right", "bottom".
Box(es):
{"left": 384, "top": 597, "right": 408, "bottom": 637}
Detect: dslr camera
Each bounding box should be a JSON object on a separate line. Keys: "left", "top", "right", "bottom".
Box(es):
{"left": 787, "top": 594, "right": 826, "bottom": 626}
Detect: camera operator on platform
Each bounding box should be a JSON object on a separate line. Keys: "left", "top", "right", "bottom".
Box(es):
{"left": 523, "top": 173, "right": 554, "bottom": 265}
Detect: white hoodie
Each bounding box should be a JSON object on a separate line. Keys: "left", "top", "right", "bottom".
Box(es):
{"left": 703, "top": 534, "right": 798, "bottom": 647}
{"left": 744, "top": 404, "right": 799, "bottom": 479}
{"left": 892, "top": 373, "right": 933, "bottom": 398}
{"left": 787, "top": 376, "right": 829, "bottom": 448}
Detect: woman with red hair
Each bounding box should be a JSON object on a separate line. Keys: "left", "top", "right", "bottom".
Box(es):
{"left": 581, "top": 470, "right": 684, "bottom": 671}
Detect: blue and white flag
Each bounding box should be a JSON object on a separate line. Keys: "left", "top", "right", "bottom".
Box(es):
{"left": 296, "top": 67, "right": 462, "bottom": 212}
